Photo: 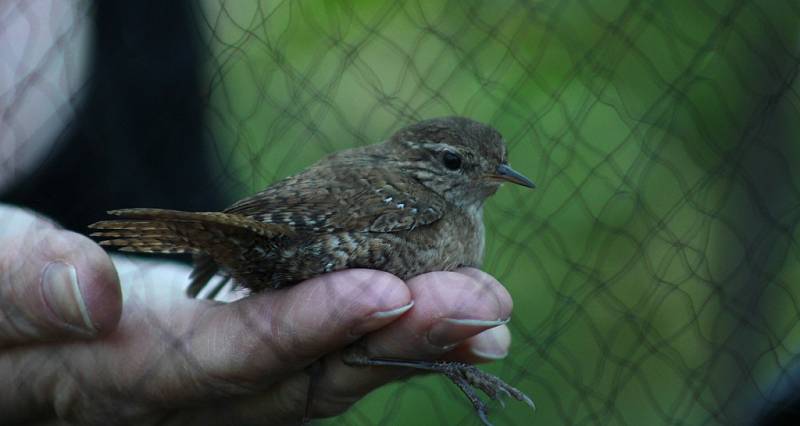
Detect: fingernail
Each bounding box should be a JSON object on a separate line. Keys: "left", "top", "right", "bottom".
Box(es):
{"left": 469, "top": 324, "right": 511, "bottom": 360}
{"left": 42, "top": 261, "right": 96, "bottom": 333}
{"left": 427, "top": 317, "right": 509, "bottom": 348}
{"left": 350, "top": 300, "right": 414, "bottom": 336}
{"left": 471, "top": 347, "right": 509, "bottom": 360}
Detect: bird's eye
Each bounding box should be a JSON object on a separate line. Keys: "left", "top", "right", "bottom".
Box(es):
{"left": 441, "top": 151, "right": 462, "bottom": 170}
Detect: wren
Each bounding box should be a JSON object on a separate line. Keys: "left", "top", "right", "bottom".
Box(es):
{"left": 90, "top": 116, "right": 536, "bottom": 425}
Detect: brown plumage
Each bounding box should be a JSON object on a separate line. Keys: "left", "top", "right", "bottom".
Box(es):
{"left": 89, "top": 116, "right": 536, "bottom": 425}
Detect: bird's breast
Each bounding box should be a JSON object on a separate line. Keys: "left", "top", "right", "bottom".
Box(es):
{"left": 380, "top": 204, "right": 485, "bottom": 279}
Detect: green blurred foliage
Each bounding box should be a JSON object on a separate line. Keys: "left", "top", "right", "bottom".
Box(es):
{"left": 198, "top": 0, "right": 800, "bottom": 424}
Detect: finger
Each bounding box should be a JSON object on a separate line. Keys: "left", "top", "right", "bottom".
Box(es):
{"left": 446, "top": 268, "right": 514, "bottom": 363}
{"left": 0, "top": 204, "right": 59, "bottom": 239}
{"left": 0, "top": 268, "right": 412, "bottom": 423}
{"left": 213, "top": 326, "right": 512, "bottom": 424}
{"left": 199, "top": 270, "right": 513, "bottom": 422}
{"left": 368, "top": 269, "right": 513, "bottom": 356}
{"left": 0, "top": 223, "right": 122, "bottom": 346}
{"left": 182, "top": 269, "right": 412, "bottom": 394}
{"left": 0, "top": 257, "right": 199, "bottom": 424}
{"left": 313, "top": 270, "right": 512, "bottom": 414}
{"left": 443, "top": 323, "right": 512, "bottom": 364}
{"left": 453, "top": 266, "right": 505, "bottom": 292}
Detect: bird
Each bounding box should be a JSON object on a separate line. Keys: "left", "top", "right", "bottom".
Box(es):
{"left": 89, "top": 116, "right": 536, "bottom": 425}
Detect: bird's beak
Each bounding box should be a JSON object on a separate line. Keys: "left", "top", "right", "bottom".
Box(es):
{"left": 489, "top": 164, "right": 535, "bottom": 188}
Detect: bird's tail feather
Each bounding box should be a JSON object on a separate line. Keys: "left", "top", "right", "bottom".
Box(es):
{"left": 89, "top": 208, "right": 291, "bottom": 254}
{"left": 89, "top": 208, "right": 293, "bottom": 298}
{"left": 90, "top": 219, "right": 194, "bottom": 254}
{"left": 90, "top": 211, "right": 209, "bottom": 254}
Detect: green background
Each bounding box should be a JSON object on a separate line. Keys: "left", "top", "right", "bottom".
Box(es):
{"left": 198, "top": 1, "right": 800, "bottom": 424}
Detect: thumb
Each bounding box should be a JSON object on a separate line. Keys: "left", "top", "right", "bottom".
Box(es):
{"left": 0, "top": 208, "right": 122, "bottom": 346}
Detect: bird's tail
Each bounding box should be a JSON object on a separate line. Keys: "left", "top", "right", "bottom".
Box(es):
{"left": 89, "top": 210, "right": 199, "bottom": 254}
{"left": 89, "top": 208, "right": 291, "bottom": 252}
{"left": 89, "top": 208, "right": 293, "bottom": 298}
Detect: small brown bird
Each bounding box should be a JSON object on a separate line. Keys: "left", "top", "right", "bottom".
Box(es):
{"left": 90, "top": 116, "right": 535, "bottom": 425}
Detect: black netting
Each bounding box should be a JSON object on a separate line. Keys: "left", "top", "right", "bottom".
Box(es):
{"left": 1, "top": 0, "right": 799, "bottom": 425}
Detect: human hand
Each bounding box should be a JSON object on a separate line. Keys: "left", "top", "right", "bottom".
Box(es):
{"left": 1, "top": 206, "right": 512, "bottom": 425}
{"left": 0, "top": 203, "right": 122, "bottom": 346}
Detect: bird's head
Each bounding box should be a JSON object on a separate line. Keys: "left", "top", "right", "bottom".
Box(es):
{"left": 387, "top": 116, "right": 534, "bottom": 208}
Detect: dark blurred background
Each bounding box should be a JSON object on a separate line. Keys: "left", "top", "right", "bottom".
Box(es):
{"left": 1, "top": 0, "right": 799, "bottom": 425}
{"left": 2, "top": 0, "right": 224, "bottom": 229}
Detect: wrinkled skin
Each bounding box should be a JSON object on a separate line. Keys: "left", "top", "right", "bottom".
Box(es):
{"left": 0, "top": 204, "right": 512, "bottom": 425}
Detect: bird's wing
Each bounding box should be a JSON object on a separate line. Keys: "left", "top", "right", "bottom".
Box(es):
{"left": 225, "top": 166, "right": 446, "bottom": 233}
{"left": 331, "top": 181, "right": 446, "bottom": 232}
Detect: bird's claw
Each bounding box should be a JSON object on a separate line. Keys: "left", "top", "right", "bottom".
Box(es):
{"left": 444, "top": 361, "right": 535, "bottom": 424}
{"left": 341, "top": 347, "right": 534, "bottom": 425}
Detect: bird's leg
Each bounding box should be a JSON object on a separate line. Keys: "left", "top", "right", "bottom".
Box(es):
{"left": 341, "top": 345, "right": 534, "bottom": 426}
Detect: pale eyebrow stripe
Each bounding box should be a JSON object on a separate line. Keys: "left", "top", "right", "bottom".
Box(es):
{"left": 401, "top": 140, "right": 461, "bottom": 154}
{"left": 417, "top": 143, "right": 460, "bottom": 153}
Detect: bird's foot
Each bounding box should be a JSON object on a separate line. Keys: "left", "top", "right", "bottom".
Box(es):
{"left": 342, "top": 349, "right": 534, "bottom": 426}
